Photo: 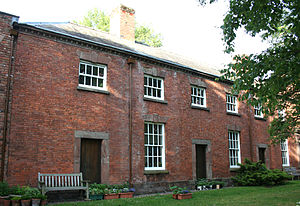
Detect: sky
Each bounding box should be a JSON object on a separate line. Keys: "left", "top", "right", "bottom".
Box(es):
{"left": 1, "top": 0, "right": 269, "bottom": 69}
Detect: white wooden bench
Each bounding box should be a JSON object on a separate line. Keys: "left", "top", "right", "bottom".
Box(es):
{"left": 283, "top": 167, "right": 300, "bottom": 180}
{"left": 38, "top": 173, "right": 89, "bottom": 200}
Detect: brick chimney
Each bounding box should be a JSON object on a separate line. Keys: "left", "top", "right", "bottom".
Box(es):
{"left": 110, "top": 4, "right": 135, "bottom": 42}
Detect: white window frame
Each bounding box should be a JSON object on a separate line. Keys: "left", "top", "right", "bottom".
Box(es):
{"left": 191, "top": 86, "right": 206, "bottom": 108}
{"left": 78, "top": 60, "right": 107, "bottom": 91}
{"left": 144, "top": 122, "right": 165, "bottom": 171}
{"left": 228, "top": 131, "right": 241, "bottom": 168}
{"left": 144, "top": 75, "right": 164, "bottom": 100}
{"left": 226, "top": 94, "right": 238, "bottom": 113}
{"left": 254, "top": 104, "right": 263, "bottom": 118}
{"left": 281, "top": 140, "right": 290, "bottom": 166}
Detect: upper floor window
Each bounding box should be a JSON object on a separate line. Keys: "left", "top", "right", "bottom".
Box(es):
{"left": 228, "top": 131, "right": 241, "bottom": 168}
{"left": 144, "top": 122, "right": 165, "bottom": 170}
{"left": 144, "top": 75, "right": 164, "bottom": 100}
{"left": 191, "top": 86, "right": 206, "bottom": 108}
{"left": 280, "top": 140, "right": 290, "bottom": 166}
{"left": 226, "top": 94, "right": 238, "bottom": 113}
{"left": 79, "top": 61, "right": 107, "bottom": 90}
{"left": 254, "top": 104, "right": 263, "bottom": 118}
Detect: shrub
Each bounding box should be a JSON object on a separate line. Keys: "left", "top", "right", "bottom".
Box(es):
{"left": 232, "top": 159, "right": 291, "bottom": 186}
{"left": 0, "top": 181, "right": 10, "bottom": 196}
{"left": 9, "top": 185, "right": 25, "bottom": 195}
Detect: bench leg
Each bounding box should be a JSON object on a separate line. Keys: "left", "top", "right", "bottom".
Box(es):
{"left": 85, "top": 182, "right": 90, "bottom": 200}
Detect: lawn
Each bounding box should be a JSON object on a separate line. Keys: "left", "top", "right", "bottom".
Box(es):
{"left": 53, "top": 181, "right": 300, "bottom": 206}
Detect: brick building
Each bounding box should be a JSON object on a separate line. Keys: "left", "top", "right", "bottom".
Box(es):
{"left": 0, "top": 5, "right": 299, "bottom": 193}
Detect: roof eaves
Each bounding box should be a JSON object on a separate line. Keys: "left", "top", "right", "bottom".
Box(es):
{"left": 0, "top": 11, "right": 19, "bottom": 18}
{"left": 15, "top": 22, "right": 232, "bottom": 84}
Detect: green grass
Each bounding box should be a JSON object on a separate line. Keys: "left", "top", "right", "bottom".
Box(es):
{"left": 54, "top": 181, "right": 300, "bottom": 206}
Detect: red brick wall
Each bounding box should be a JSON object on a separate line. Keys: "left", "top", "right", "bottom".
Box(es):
{"left": 2, "top": 23, "right": 298, "bottom": 187}
{"left": 0, "top": 12, "right": 18, "bottom": 181}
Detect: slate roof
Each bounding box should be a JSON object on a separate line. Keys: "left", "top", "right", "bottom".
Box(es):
{"left": 22, "top": 22, "right": 222, "bottom": 77}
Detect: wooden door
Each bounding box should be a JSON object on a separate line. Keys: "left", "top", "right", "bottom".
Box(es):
{"left": 80, "top": 139, "right": 101, "bottom": 183}
{"left": 196, "top": 145, "right": 206, "bottom": 179}
{"left": 259, "top": 148, "right": 266, "bottom": 164}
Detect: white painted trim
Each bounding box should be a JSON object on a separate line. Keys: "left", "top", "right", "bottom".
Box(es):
{"left": 281, "top": 140, "right": 290, "bottom": 167}
{"left": 144, "top": 75, "right": 164, "bottom": 101}
{"left": 144, "top": 122, "right": 165, "bottom": 171}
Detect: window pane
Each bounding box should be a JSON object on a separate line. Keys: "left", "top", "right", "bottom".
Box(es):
{"left": 148, "top": 88, "right": 152, "bottom": 96}
{"left": 144, "top": 77, "right": 147, "bottom": 85}
{"left": 79, "top": 75, "right": 84, "bottom": 84}
{"left": 153, "top": 89, "right": 157, "bottom": 97}
{"left": 93, "top": 66, "right": 98, "bottom": 76}
{"left": 87, "top": 65, "right": 92, "bottom": 74}
{"left": 154, "top": 135, "right": 158, "bottom": 145}
{"left": 86, "top": 76, "right": 91, "bottom": 85}
{"left": 99, "top": 68, "right": 104, "bottom": 77}
{"left": 157, "top": 90, "right": 161, "bottom": 98}
{"left": 149, "top": 125, "right": 153, "bottom": 133}
{"left": 98, "top": 79, "right": 103, "bottom": 87}
{"left": 158, "top": 80, "right": 161, "bottom": 88}
{"left": 149, "top": 78, "right": 152, "bottom": 86}
{"left": 144, "top": 124, "right": 148, "bottom": 133}
{"left": 144, "top": 135, "right": 148, "bottom": 144}
{"left": 154, "top": 147, "right": 157, "bottom": 156}
{"left": 153, "top": 79, "right": 157, "bottom": 87}
{"left": 149, "top": 147, "right": 152, "bottom": 156}
{"left": 149, "top": 135, "right": 153, "bottom": 144}
{"left": 92, "top": 78, "right": 97, "bottom": 86}
{"left": 80, "top": 64, "right": 85, "bottom": 74}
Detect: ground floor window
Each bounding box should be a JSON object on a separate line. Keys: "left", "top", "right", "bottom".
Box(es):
{"left": 228, "top": 131, "right": 241, "bottom": 168}
{"left": 144, "top": 122, "right": 165, "bottom": 170}
{"left": 281, "top": 140, "right": 290, "bottom": 166}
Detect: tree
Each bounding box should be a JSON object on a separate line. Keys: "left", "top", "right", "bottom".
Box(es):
{"left": 199, "top": 0, "right": 300, "bottom": 144}
{"left": 74, "top": 8, "right": 163, "bottom": 47}
{"left": 74, "top": 8, "right": 110, "bottom": 32}
{"left": 135, "top": 24, "right": 163, "bottom": 47}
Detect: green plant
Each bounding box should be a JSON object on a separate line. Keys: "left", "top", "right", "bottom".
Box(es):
{"left": 37, "top": 194, "right": 47, "bottom": 200}
{"left": 232, "top": 158, "right": 291, "bottom": 186}
{"left": 0, "top": 181, "right": 10, "bottom": 196}
{"left": 169, "top": 186, "right": 190, "bottom": 194}
{"left": 23, "top": 186, "right": 41, "bottom": 198}
{"left": 9, "top": 185, "right": 25, "bottom": 195}
{"left": 21, "top": 194, "right": 31, "bottom": 200}
{"left": 10, "top": 196, "right": 21, "bottom": 200}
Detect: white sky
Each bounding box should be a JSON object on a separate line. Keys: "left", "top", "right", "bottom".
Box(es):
{"left": 1, "top": 0, "right": 269, "bottom": 69}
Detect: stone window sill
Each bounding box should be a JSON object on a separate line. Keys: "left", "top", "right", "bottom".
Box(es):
{"left": 77, "top": 86, "right": 110, "bottom": 95}
{"left": 144, "top": 170, "right": 169, "bottom": 175}
{"left": 254, "top": 116, "right": 267, "bottom": 121}
{"left": 226, "top": 112, "right": 241, "bottom": 117}
{"left": 191, "top": 105, "right": 210, "bottom": 112}
{"left": 143, "top": 97, "right": 168, "bottom": 104}
{"left": 229, "top": 167, "right": 240, "bottom": 172}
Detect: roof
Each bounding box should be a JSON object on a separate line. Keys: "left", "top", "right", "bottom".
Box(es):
{"left": 20, "top": 22, "right": 222, "bottom": 77}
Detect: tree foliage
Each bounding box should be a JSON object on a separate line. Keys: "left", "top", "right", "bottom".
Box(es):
{"left": 74, "top": 8, "right": 110, "bottom": 32}
{"left": 200, "top": 0, "right": 300, "bottom": 144}
{"left": 135, "top": 24, "right": 163, "bottom": 47}
{"left": 74, "top": 8, "right": 163, "bottom": 47}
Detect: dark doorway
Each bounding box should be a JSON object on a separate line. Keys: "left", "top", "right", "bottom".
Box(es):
{"left": 80, "top": 139, "right": 101, "bottom": 183}
{"left": 258, "top": 148, "right": 266, "bottom": 164}
{"left": 196, "top": 145, "right": 206, "bottom": 179}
